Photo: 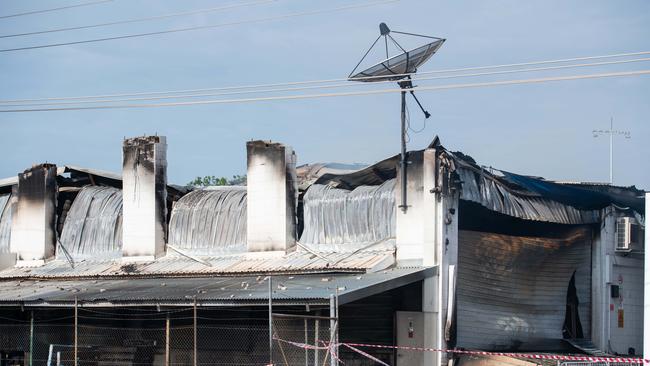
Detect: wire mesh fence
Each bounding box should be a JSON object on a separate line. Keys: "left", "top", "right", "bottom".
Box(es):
{"left": 271, "top": 313, "right": 334, "bottom": 366}
{"left": 0, "top": 307, "right": 283, "bottom": 366}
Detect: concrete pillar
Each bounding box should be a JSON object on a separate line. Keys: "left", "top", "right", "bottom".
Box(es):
{"left": 10, "top": 164, "right": 58, "bottom": 266}
{"left": 121, "top": 136, "right": 167, "bottom": 260}
{"left": 246, "top": 140, "right": 297, "bottom": 253}
{"left": 643, "top": 192, "right": 650, "bottom": 360}
{"left": 396, "top": 148, "right": 458, "bottom": 366}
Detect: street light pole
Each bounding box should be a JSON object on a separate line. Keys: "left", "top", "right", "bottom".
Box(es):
{"left": 592, "top": 117, "right": 631, "bottom": 184}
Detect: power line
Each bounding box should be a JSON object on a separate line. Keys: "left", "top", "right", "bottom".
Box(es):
{"left": 1, "top": 51, "right": 648, "bottom": 104}
{"left": 0, "top": 0, "right": 112, "bottom": 20}
{"left": 0, "top": 0, "right": 398, "bottom": 53}
{"left": 1, "top": 69, "right": 647, "bottom": 112}
{"left": 0, "top": 0, "right": 275, "bottom": 39}
{"left": 3, "top": 57, "right": 649, "bottom": 107}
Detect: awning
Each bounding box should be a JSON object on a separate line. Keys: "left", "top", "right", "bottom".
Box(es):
{"left": 0, "top": 266, "right": 434, "bottom": 307}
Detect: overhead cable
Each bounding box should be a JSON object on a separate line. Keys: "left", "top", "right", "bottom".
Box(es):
{"left": 0, "top": 0, "right": 275, "bottom": 39}
{"left": 1, "top": 69, "right": 647, "bottom": 112}
{"left": 0, "top": 0, "right": 112, "bottom": 20}
{"left": 1, "top": 51, "right": 648, "bottom": 104}
{"left": 2, "top": 57, "right": 649, "bottom": 107}
{"left": 0, "top": 0, "right": 398, "bottom": 53}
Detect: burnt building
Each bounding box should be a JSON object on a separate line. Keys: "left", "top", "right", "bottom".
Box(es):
{"left": 0, "top": 135, "right": 646, "bottom": 366}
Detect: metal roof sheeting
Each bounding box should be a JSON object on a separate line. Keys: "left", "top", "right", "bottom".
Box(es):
{"left": 0, "top": 249, "right": 395, "bottom": 280}
{"left": 300, "top": 180, "right": 396, "bottom": 248}
{"left": 58, "top": 186, "right": 122, "bottom": 260}
{"left": 168, "top": 187, "right": 247, "bottom": 255}
{"left": 456, "top": 167, "right": 601, "bottom": 225}
{"left": 0, "top": 266, "right": 432, "bottom": 306}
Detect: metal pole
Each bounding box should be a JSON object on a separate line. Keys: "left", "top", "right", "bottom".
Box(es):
{"left": 165, "top": 312, "right": 170, "bottom": 366}
{"left": 29, "top": 310, "right": 33, "bottom": 366}
{"left": 335, "top": 289, "right": 339, "bottom": 364}
{"left": 399, "top": 89, "right": 408, "bottom": 212}
{"left": 314, "top": 315, "right": 320, "bottom": 366}
{"left": 643, "top": 192, "right": 650, "bottom": 360}
{"left": 610, "top": 116, "right": 614, "bottom": 184}
{"left": 74, "top": 297, "right": 78, "bottom": 366}
{"left": 193, "top": 297, "right": 197, "bottom": 366}
{"left": 304, "top": 318, "right": 309, "bottom": 366}
{"left": 268, "top": 276, "right": 273, "bottom": 366}
{"left": 329, "top": 295, "right": 336, "bottom": 366}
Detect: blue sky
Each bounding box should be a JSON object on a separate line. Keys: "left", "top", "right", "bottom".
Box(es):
{"left": 0, "top": 0, "right": 648, "bottom": 189}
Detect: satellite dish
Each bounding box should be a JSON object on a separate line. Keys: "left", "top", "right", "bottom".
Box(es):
{"left": 348, "top": 23, "right": 445, "bottom": 212}
{"left": 349, "top": 40, "right": 445, "bottom": 82}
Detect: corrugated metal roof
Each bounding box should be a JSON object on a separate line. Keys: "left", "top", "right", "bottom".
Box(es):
{"left": 0, "top": 266, "right": 433, "bottom": 306}
{"left": 455, "top": 165, "right": 601, "bottom": 225}
{"left": 0, "top": 250, "right": 395, "bottom": 280}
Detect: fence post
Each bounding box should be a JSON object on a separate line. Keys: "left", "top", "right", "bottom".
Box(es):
{"left": 165, "top": 312, "right": 170, "bottom": 366}
{"left": 74, "top": 297, "right": 78, "bottom": 366}
{"left": 29, "top": 310, "right": 33, "bottom": 366}
{"left": 268, "top": 276, "right": 273, "bottom": 365}
{"left": 193, "top": 298, "right": 197, "bottom": 366}
{"left": 329, "top": 294, "right": 336, "bottom": 366}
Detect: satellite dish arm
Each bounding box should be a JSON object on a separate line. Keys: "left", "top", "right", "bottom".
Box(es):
{"left": 410, "top": 90, "right": 431, "bottom": 119}
{"left": 391, "top": 30, "right": 444, "bottom": 40}
{"left": 348, "top": 35, "right": 382, "bottom": 78}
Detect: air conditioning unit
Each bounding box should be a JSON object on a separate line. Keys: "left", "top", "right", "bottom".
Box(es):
{"left": 616, "top": 217, "right": 644, "bottom": 252}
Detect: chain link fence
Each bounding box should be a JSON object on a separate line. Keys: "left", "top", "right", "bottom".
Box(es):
{"left": 0, "top": 307, "right": 288, "bottom": 366}
{"left": 271, "top": 313, "right": 334, "bottom": 366}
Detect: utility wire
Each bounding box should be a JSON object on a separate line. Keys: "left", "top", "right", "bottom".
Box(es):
{"left": 0, "top": 0, "right": 398, "bottom": 53}
{"left": 1, "top": 51, "right": 648, "bottom": 104}
{"left": 0, "top": 0, "right": 112, "bottom": 20}
{"left": 1, "top": 69, "right": 647, "bottom": 112}
{"left": 0, "top": 0, "right": 275, "bottom": 39}
{"left": 1, "top": 57, "right": 649, "bottom": 107}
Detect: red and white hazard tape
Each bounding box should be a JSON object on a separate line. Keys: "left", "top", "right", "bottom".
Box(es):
{"left": 342, "top": 342, "right": 649, "bottom": 364}
{"left": 274, "top": 337, "right": 648, "bottom": 364}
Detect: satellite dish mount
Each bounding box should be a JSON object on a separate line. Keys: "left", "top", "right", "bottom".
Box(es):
{"left": 348, "top": 23, "right": 445, "bottom": 212}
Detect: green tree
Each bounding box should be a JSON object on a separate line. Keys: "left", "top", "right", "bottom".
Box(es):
{"left": 187, "top": 175, "right": 246, "bottom": 187}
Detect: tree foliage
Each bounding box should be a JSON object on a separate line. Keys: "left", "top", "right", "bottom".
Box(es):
{"left": 187, "top": 175, "right": 246, "bottom": 187}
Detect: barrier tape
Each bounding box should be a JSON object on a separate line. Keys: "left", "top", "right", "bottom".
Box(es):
{"left": 342, "top": 342, "right": 649, "bottom": 364}
{"left": 274, "top": 337, "right": 648, "bottom": 364}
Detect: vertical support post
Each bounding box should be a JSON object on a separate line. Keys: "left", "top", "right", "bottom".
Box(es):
{"left": 29, "top": 310, "right": 34, "bottom": 366}
{"left": 399, "top": 90, "right": 408, "bottom": 212}
{"left": 329, "top": 294, "right": 336, "bottom": 366}
{"left": 193, "top": 297, "right": 197, "bottom": 366}
{"left": 56, "top": 351, "right": 61, "bottom": 366}
{"left": 165, "top": 312, "right": 170, "bottom": 366}
{"left": 335, "top": 290, "right": 339, "bottom": 364}
{"left": 643, "top": 192, "right": 650, "bottom": 360}
{"left": 304, "top": 318, "right": 308, "bottom": 366}
{"left": 74, "top": 297, "right": 78, "bottom": 366}
{"left": 314, "top": 316, "right": 320, "bottom": 366}
{"left": 268, "top": 276, "right": 273, "bottom": 365}
{"left": 609, "top": 117, "right": 614, "bottom": 184}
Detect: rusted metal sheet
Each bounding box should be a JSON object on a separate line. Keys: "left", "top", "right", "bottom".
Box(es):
{"left": 0, "top": 249, "right": 394, "bottom": 280}
{"left": 456, "top": 229, "right": 592, "bottom": 350}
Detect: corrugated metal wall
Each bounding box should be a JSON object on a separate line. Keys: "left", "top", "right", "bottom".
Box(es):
{"left": 456, "top": 228, "right": 592, "bottom": 350}
{"left": 168, "top": 187, "right": 247, "bottom": 255}
{"left": 300, "top": 180, "right": 396, "bottom": 248}
{"left": 58, "top": 186, "right": 123, "bottom": 259}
